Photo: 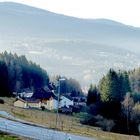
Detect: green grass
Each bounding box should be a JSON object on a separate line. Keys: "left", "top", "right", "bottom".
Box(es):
{"left": 0, "top": 132, "right": 19, "bottom": 140}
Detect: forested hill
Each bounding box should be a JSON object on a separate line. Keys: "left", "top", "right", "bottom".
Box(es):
{"left": 0, "top": 51, "right": 49, "bottom": 97}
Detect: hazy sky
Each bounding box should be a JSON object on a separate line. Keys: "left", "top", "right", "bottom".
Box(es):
{"left": 0, "top": 0, "right": 140, "bottom": 27}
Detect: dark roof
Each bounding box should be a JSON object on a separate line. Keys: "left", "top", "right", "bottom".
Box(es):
{"left": 16, "top": 98, "right": 26, "bottom": 103}
{"left": 32, "top": 88, "right": 54, "bottom": 99}
{"left": 62, "top": 95, "right": 73, "bottom": 101}
{"left": 17, "top": 98, "right": 40, "bottom": 103}
{"left": 53, "top": 95, "right": 58, "bottom": 100}
{"left": 22, "top": 88, "right": 33, "bottom": 93}
{"left": 48, "top": 82, "right": 56, "bottom": 90}
{"left": 73, "top": 97, "right": 86, "bottom": 102}
{"left": 24, "top": 98, "right": 40, "bottom": 103}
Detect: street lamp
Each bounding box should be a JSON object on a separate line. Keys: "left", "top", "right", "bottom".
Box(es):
{"left": 55, "top": 78, "right": 65, "bottom": 129}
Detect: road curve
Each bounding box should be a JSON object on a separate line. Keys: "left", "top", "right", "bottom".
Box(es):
{"left": 0, "top": 117, "right": 97, "bottom": 140}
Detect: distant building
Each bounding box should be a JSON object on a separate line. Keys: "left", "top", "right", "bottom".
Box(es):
{"left": 13, "top": 88, "right": 34, "bottom": 98}
{"left": 31, "top": 88, "right": 58, "bottom": 110}
{"left": 14, "top": 97, "right": 58, "bottom": 110}
{"left": 14, "top": 88, "right": 58, "bottom": 110}
{"left": 14, "top": 88, "right": 86, "bottom": 111}
{"left": 14, "top": 98, "right": 27, "bottom": 108}
{"left": 73, "top": 97, "right": 86, "bottom": 106}
{"left": 60, "top": 95, "right": 74, "bottom": 108}
{"left": 19, "top": 92, "right": 33, "bottom": 98}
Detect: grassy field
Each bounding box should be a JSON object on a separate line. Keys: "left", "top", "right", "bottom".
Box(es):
{"left": 0, "top": 132, "right": 18, "bottom": 140}
{"left": 0, "top": 97, "right": 139, "bottom": 140}
{"left": 0, "top": 131, "right": 33, "bottom": 140}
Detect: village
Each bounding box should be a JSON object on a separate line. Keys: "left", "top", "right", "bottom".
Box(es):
{"left": 13, "top": 82, "right": 86, "bottom": 115}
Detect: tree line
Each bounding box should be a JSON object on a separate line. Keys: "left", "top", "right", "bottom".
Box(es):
{"left": 86, "top": 69, "right": 140, "bottom": 135}
{"left": 0, "top": 51, "right": 82, "bottom": 97}
{"left": 51, "top": 75, "right": 82, "bottom": 96}
{"left": 0, "top": 51, "right": 49, "bottom": 96}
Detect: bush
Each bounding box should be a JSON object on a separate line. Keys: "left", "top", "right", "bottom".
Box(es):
{"left": 82, "top": 114, "right": 115, "bottom": 131}
{"left": 0, "top": 98, "right": 4, "bottom": 104}
{"left": 95, "top": 118, "right": 115, "bottom": 131}
{"left": 41, "top": 106, "right": 45, "bottom": 111}
{"left": 88, "top": 103, "right": 99, "bottom": 115}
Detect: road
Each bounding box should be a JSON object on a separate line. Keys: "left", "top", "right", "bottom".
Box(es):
{"left": 0, "top": 117, "right": 96, "bottom": 140}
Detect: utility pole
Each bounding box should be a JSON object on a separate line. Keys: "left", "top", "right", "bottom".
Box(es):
{"left": 55, "top": 78, "right": 65, "bottom": 129}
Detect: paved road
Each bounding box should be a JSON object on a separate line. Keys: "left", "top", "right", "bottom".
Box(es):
{"left": 0, "top": 117, "right": 96, "bottom": 140}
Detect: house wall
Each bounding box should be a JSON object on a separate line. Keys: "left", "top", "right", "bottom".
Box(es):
{"left": 14, "top": 98, "right": 58, "bottom": 110}
{"left": 14, "top": 100, "right": 27, "bottom": 108}
{"left": 74, "top": 102, "right": 86, "bottom": 106}
{"left": 42, "top": 99, "right": 58, "bottom": 110}
{"left": 28, "top": 102, "right": 41, "bottom": 108}
{"left": 60, "top": 96, "right": 74, "bottom": 108}
{"left": 51, "top": 99, "right": 58, "bottom": 110}
{"left": 41, "top": 102, "right": 48, "bottom": 109}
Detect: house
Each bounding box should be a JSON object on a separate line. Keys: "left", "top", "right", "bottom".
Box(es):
{"left": 13, "top": 88, "right": 33, "bottom": 98}
{"left": 43, "top": 96, "right": 58, "bottom": 110}
{"left": 73, "top": 97, "right": 86, "bottom": 106}
{"left": 14, "top": 98, "right": 41, "bottom": 108}
{"left": 13, "top": 97, "right": 58, "bottom": 110}
{"left": 17, "top": 92, "right": 33, "bottom": 98}
{"left": 14, "top": 98, "right": 27, "bottom": 108}
{"left": 31, "top": 88, "right": 58, "bottom": 110}
{"left": 60, "top": 95, "right": 74, "bottom": 108}
{"left": 15, "top": 88, "right": 82, "bottom": 111}
{"left": 14, "top": 88, "right": 58, "bottom": 110}
{"left": 25, "top": 98, "right": 41, "bottom": 108}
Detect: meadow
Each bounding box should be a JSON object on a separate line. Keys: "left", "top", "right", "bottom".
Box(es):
{"left": 0, "top": 97, "right": 139, "bottom": 140}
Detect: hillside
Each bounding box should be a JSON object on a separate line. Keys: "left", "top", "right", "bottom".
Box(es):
{"left": 0, "top": 2, "right": 140, "bottom": 87}
{"left": 0, "top": 52, "right": 49, "bottom": 96}
{"left": 0, "top": 97, "right": 138, "bottom": 140}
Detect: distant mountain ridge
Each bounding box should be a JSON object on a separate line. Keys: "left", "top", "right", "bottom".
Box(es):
{"left": 0, "top": 2, "right": 140, "bottom": 88}
{"left": 0, "top": 2, "right": 140, "bottom": 50}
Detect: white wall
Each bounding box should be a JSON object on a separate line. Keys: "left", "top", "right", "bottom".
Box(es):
{"left": 52, "top": 99, "right": 58, "bottom": 110}
{"left": 60, "top": 96, "right": 73, "bottom": 108}
{"left": 14, "top": 100, "right": 27, "bottom": 108}
{"left": 44, "top": 99, "right": 58, "bottom": 110}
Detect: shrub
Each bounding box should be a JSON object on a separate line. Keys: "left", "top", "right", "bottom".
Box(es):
{"left": 41, "top": 106, "right": 45, "bottom": 111}
{"left": 95, "top": 116, "right": 115, "bottom": 131}
{"left": 82, "top": 114, "right": 115, "bottom": 132}
{"left": 0, "top": 98, "right": 4, "bottom": 104}
{"left": 88, "top": 103, "right": 99, "bottom": 115}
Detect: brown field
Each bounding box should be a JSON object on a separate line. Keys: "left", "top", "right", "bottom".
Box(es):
{"left": 0, "top": 97, "right": 139, "bottom": 140}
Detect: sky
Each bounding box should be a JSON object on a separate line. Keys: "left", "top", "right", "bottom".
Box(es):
{"left": 0, "top": 0, "right": 140, "bottom": 27}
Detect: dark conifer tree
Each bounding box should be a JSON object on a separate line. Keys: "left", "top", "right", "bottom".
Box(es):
{"left": 0, "top": 61, "right": 10, "bottom": 96}
{"left": 99, "top": 69, "right": 120, "bottom": 102}
{"left": 0, "top": 52, "right": 49, "bottom": 95}
{"left": 87, "top": 84, "right": 99, "bottom": 106}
